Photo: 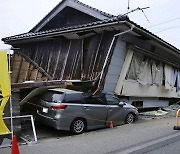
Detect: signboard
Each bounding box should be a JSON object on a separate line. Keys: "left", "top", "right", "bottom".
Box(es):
{"left": 0, "top": 50, "right": 11, "bottom": 135}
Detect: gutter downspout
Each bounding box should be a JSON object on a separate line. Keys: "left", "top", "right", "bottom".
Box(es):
{"left": 95, "top": 25, "right": 135, "bottom": 93}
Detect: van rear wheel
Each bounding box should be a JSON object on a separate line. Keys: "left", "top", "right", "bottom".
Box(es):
{"left": 70, "top": 118, "right": 86, "bottom": 135}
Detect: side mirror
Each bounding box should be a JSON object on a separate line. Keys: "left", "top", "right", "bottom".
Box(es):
{"left": 118, "top": 102, "right": 125, "bottom": 107}
{"left": 53, "top": 100, "right": 58, "bottom": 103}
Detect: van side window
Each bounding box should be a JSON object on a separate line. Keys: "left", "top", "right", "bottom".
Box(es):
{"left": 64, "top": 93, "right": 82, "bottom": 103}
{"left": 42, "top": 91, "right": 64, "bottom": 103}
{"left": 84, "top": 96, "right": 106, "bottom": 105}
{"left": 106, "top": 94, "right": 119, "bottom": 105}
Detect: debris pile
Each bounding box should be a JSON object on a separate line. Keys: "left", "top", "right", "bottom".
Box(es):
{"left": 139, "top": 103, "right": 180, "bottom": 119}
{"left": 139, "top": 109, "right": 168, "bottom": 119}
{"left": 162, "top": 103, "right": 180, "bottom": 116}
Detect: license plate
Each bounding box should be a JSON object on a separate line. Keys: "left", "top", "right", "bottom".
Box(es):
{"left": 42, "top": 107, "right": 48, "bottom": 113}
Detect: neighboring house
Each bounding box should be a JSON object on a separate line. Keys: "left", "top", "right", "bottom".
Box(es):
{"left": 2, "top": 0, "right": 180, "bottom": 108}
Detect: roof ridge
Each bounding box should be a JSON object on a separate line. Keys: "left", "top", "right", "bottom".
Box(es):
{"left": 72, "top": 0, "right": 115, "bottom": 18}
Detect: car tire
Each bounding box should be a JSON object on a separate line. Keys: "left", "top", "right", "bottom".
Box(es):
{"left": 70, "top": 118, "right": 86, "bottom": 135}
{"left": 125, "top": 113, "right": 135, "bottom": 124}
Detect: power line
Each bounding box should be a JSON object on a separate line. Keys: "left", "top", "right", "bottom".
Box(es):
{"left": 154, "top": 25, "right": 180, "bottom": 34}
{"left": 147, "top": 17, "right": 180, "bottom": 29}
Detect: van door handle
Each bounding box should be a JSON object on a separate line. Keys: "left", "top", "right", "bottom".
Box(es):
{"left": 84, "top": 106, "right": 90, "bottom": 110}
{"left": 109, "top": 108, "right": 113, "bottom": 112}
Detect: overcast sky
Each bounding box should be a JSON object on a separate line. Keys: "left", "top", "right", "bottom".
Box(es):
{"left": 0, "top": 0, "right": 180, "bottom": 49}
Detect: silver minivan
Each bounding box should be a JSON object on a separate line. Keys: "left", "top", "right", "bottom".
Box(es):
{"left": 37, "top": 88, "right": 138, "bottom": 134}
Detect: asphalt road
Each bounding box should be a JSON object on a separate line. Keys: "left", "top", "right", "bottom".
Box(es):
{"left": 1, "top": 116, "right": 180, "bottom": 154}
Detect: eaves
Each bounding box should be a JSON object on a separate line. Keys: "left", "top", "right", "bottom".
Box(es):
{"left": 2, "top": 16, "right": 180, "bottom": 55}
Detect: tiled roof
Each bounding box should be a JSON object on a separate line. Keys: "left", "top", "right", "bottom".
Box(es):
{"left": 2, "top": 14, "right": 180, "bottom": 53}
{"left": 2, "top": 16, "right": 126, "bottom": 42}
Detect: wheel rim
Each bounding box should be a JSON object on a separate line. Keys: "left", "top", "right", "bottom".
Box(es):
{"left": 126, "top": 114, "right": 134, "bottom": 124}
{"left": 73, "top": 120, "right": 84, "bottom": 133}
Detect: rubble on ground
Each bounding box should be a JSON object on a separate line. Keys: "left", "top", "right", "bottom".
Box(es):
{"left": 139, "top": 109, "right": 169, "bottom": 119}
{"left": 139, "top": 103, "right": 180, "bottom": 119}
{"left": 162, "top": 104, "right": 180, "bottom": 112}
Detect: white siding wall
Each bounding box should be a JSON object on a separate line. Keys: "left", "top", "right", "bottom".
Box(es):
{"left": 103, "top": 36, "right": 126, "bottom": 93}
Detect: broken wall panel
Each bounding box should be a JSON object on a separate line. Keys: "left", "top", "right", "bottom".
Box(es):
{"left": 29, "top": 69, "right": 38, "bottom": 81}
{"left": 82, "top": 34, "right": 102, "bottom": 80}
{"left": 11, "top": 54, "right": 23, "bottom": 83}
{"left": 36, "top": 71, "right": 43, "bottom": 81}
{"left": 33, "top": 44, "right": 44, "bottom": 66}
{"left": 27, "top": 64, "right": 34, "bottom": 80}
{"left": 93, "top": 31, "right": 116, "bottom": 77}
{"left": 33, "top": 41, "right": 54, "bottom": 69}
{"left": 11, "top": 31, "right": 122, "bottom": 84}
{"left": 53, "top": 40, "right": 71, "bottom": 80}
{"left": 39, "top": 41, "right": 52, "bottom": 71}
{"left": 10, "top": 53, "right": 50, "bottom": 83}
{"left": 46, "top": 40, "right": 62, "bottom": 77}
{"left": 52, "top": 40, "right": 62, "bottom": 79}
{"left": 20, "top": 41, "right": 52, "bottom": 75}
{"left": 19, "top": 38, "right": 83, "bottom": 80}
{"left": 71, "top": 41, "right": 82, "bottom": 79}
{"left": 18, "top": 60, "right": 30, "bottom": 83}
{"left": 63, "top": 39, "right": 82, "bottom": 80}
{"left": 21, "top": 44, "right": 36, "bottom": 61}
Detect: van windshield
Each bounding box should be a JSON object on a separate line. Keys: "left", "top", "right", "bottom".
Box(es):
{"left": 41, "top": 91, "right": 65, "bottom": 103}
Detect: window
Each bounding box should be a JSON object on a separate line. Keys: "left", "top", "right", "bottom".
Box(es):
{"left": 106, "top": 94, "right": 120, "bottom": 105}
{"left": 83, "top": 94, "right": 106, "bottom": 105}
{"left": 132, "top": 101, "right": 143, "bottom": 108}
{"left": 41, "top": 91, "right": 65, "bottom": 103}
{"left": 64, "top": 93, "right": 82, "bottom": 103}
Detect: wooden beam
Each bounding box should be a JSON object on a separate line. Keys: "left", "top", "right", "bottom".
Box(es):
{"left": 11, "top": 80, "right": 66, "bottom": 89}
{"left": 115, "top": 49, "right": 134, "bottom": 95}
{"left": 17, "top": 52, "right": 52, "bottom": 80}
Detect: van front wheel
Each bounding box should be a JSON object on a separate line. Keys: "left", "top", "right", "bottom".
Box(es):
{"left": 70, "top": 118, "right": 86, "bottom": 135}
{"left": 125, "top": 113, "right": 135, "bottom": 124}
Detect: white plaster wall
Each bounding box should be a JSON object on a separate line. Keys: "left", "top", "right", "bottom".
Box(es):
{"left": 128, "top": 97, "right": 169, "bottom": 108}
{"left": 122, "top": 80, "right": 180, "bottom": 98}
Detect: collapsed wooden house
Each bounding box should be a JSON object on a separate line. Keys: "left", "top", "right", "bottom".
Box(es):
{"left": 2, "top": 0, "right": 180, "bottom": 108}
